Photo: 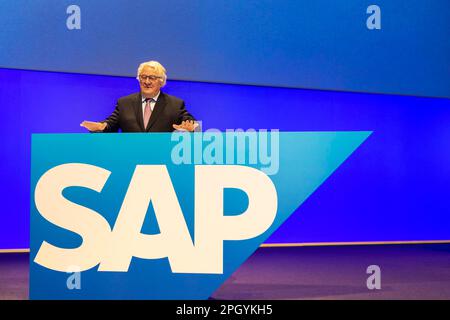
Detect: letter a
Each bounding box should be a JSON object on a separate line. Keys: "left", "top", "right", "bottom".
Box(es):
{"left": 66, "top": 5, "right": 81, "bottom": 30}
{"left": 366, "top": 5, "right": 381, "bottom": 30}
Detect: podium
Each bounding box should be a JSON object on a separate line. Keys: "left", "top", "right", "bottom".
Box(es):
{"left": 30, "top": 131, "right": 370, "bottom": 299}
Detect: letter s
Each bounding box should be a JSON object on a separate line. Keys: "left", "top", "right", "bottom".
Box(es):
{"left": 34, "top": 163, "right": 111, "bottom": 272}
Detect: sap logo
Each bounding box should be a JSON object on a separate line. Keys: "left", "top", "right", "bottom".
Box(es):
{"left": 34, "top": 163, "right": 277, "bottom": 274}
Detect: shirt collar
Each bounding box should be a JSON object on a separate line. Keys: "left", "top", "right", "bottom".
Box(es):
{"left": 142, "top": 91, "right": 161, "bottom": 103}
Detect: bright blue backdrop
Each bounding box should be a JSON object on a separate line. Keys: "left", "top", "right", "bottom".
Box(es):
{"left": 1, "top": 67, "right": 449, "bottom": 249}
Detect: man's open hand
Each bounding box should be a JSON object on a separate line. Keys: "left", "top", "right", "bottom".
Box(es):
{"left": 80, "top": 121, "right": 107, "bottom": 132}
{"left": 172, "top": 120, "right": 198, "bottom": 132}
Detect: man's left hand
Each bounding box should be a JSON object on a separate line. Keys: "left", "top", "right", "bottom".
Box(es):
{"left": 173, "top": 120, "right": 198, "bottom": 132}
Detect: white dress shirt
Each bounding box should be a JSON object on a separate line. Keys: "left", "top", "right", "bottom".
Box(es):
{"left": 141, "top": 91, "right": 161, "bottom": 118}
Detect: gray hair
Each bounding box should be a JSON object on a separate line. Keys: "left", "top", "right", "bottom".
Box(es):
{"left": 136, "top": 60, "right": 167, "bottom": 86}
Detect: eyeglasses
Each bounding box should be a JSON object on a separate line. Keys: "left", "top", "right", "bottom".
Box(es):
{"left": 139, "top": 75, "right": 162, "bottom": 82}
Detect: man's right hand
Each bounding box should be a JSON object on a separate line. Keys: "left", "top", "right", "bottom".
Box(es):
{"left": 80, "top": 121, "right": 107, "bottom": 132}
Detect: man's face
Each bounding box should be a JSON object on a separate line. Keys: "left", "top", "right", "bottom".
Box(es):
{"left": 139, "top": 66, "right": 163, "bottom": 98}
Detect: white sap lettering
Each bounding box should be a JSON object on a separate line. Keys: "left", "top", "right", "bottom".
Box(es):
{"left": 34, "top": 164, "right": 278, "bottom": 274}
{"left": 194, "top": 165, "right": 277, "bottom": 273}
{"left": 98, "top": 165, "right": 196, "bottom": 272}
{"left": 34, "top": 163, "right": 112, "bottom": 272}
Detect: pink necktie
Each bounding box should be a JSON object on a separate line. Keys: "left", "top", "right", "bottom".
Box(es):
{"left": 143, "top": 98, "right": 153, "bottom": 128}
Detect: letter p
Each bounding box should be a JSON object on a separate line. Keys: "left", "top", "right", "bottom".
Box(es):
{"left": 193, "top": 165, "right": 278, "bottom": 273}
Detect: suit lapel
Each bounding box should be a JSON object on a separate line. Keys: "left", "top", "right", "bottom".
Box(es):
{"left": 134, "top": 93, "right": 145, "bottom": 131}
{"left": 146, "top": 92, "right": 166, "bottom": 131}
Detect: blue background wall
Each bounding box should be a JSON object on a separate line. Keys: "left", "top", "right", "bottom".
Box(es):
{"left": 1, "top": 0, "right": 449, "bottom": 249}
{"left": 1, "top": 68, "right": 449, "bottom": 249}
{"left": 1, "top": 0, "right": 449, "bottom": 98}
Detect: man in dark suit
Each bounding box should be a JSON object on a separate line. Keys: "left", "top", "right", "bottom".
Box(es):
{"left": 81, "top": 61, "right": 197, "bottom": 132}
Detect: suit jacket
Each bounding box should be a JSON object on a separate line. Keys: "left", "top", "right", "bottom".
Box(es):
{"left": 102, "top": 91, "right": 195, "bottom": 132}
